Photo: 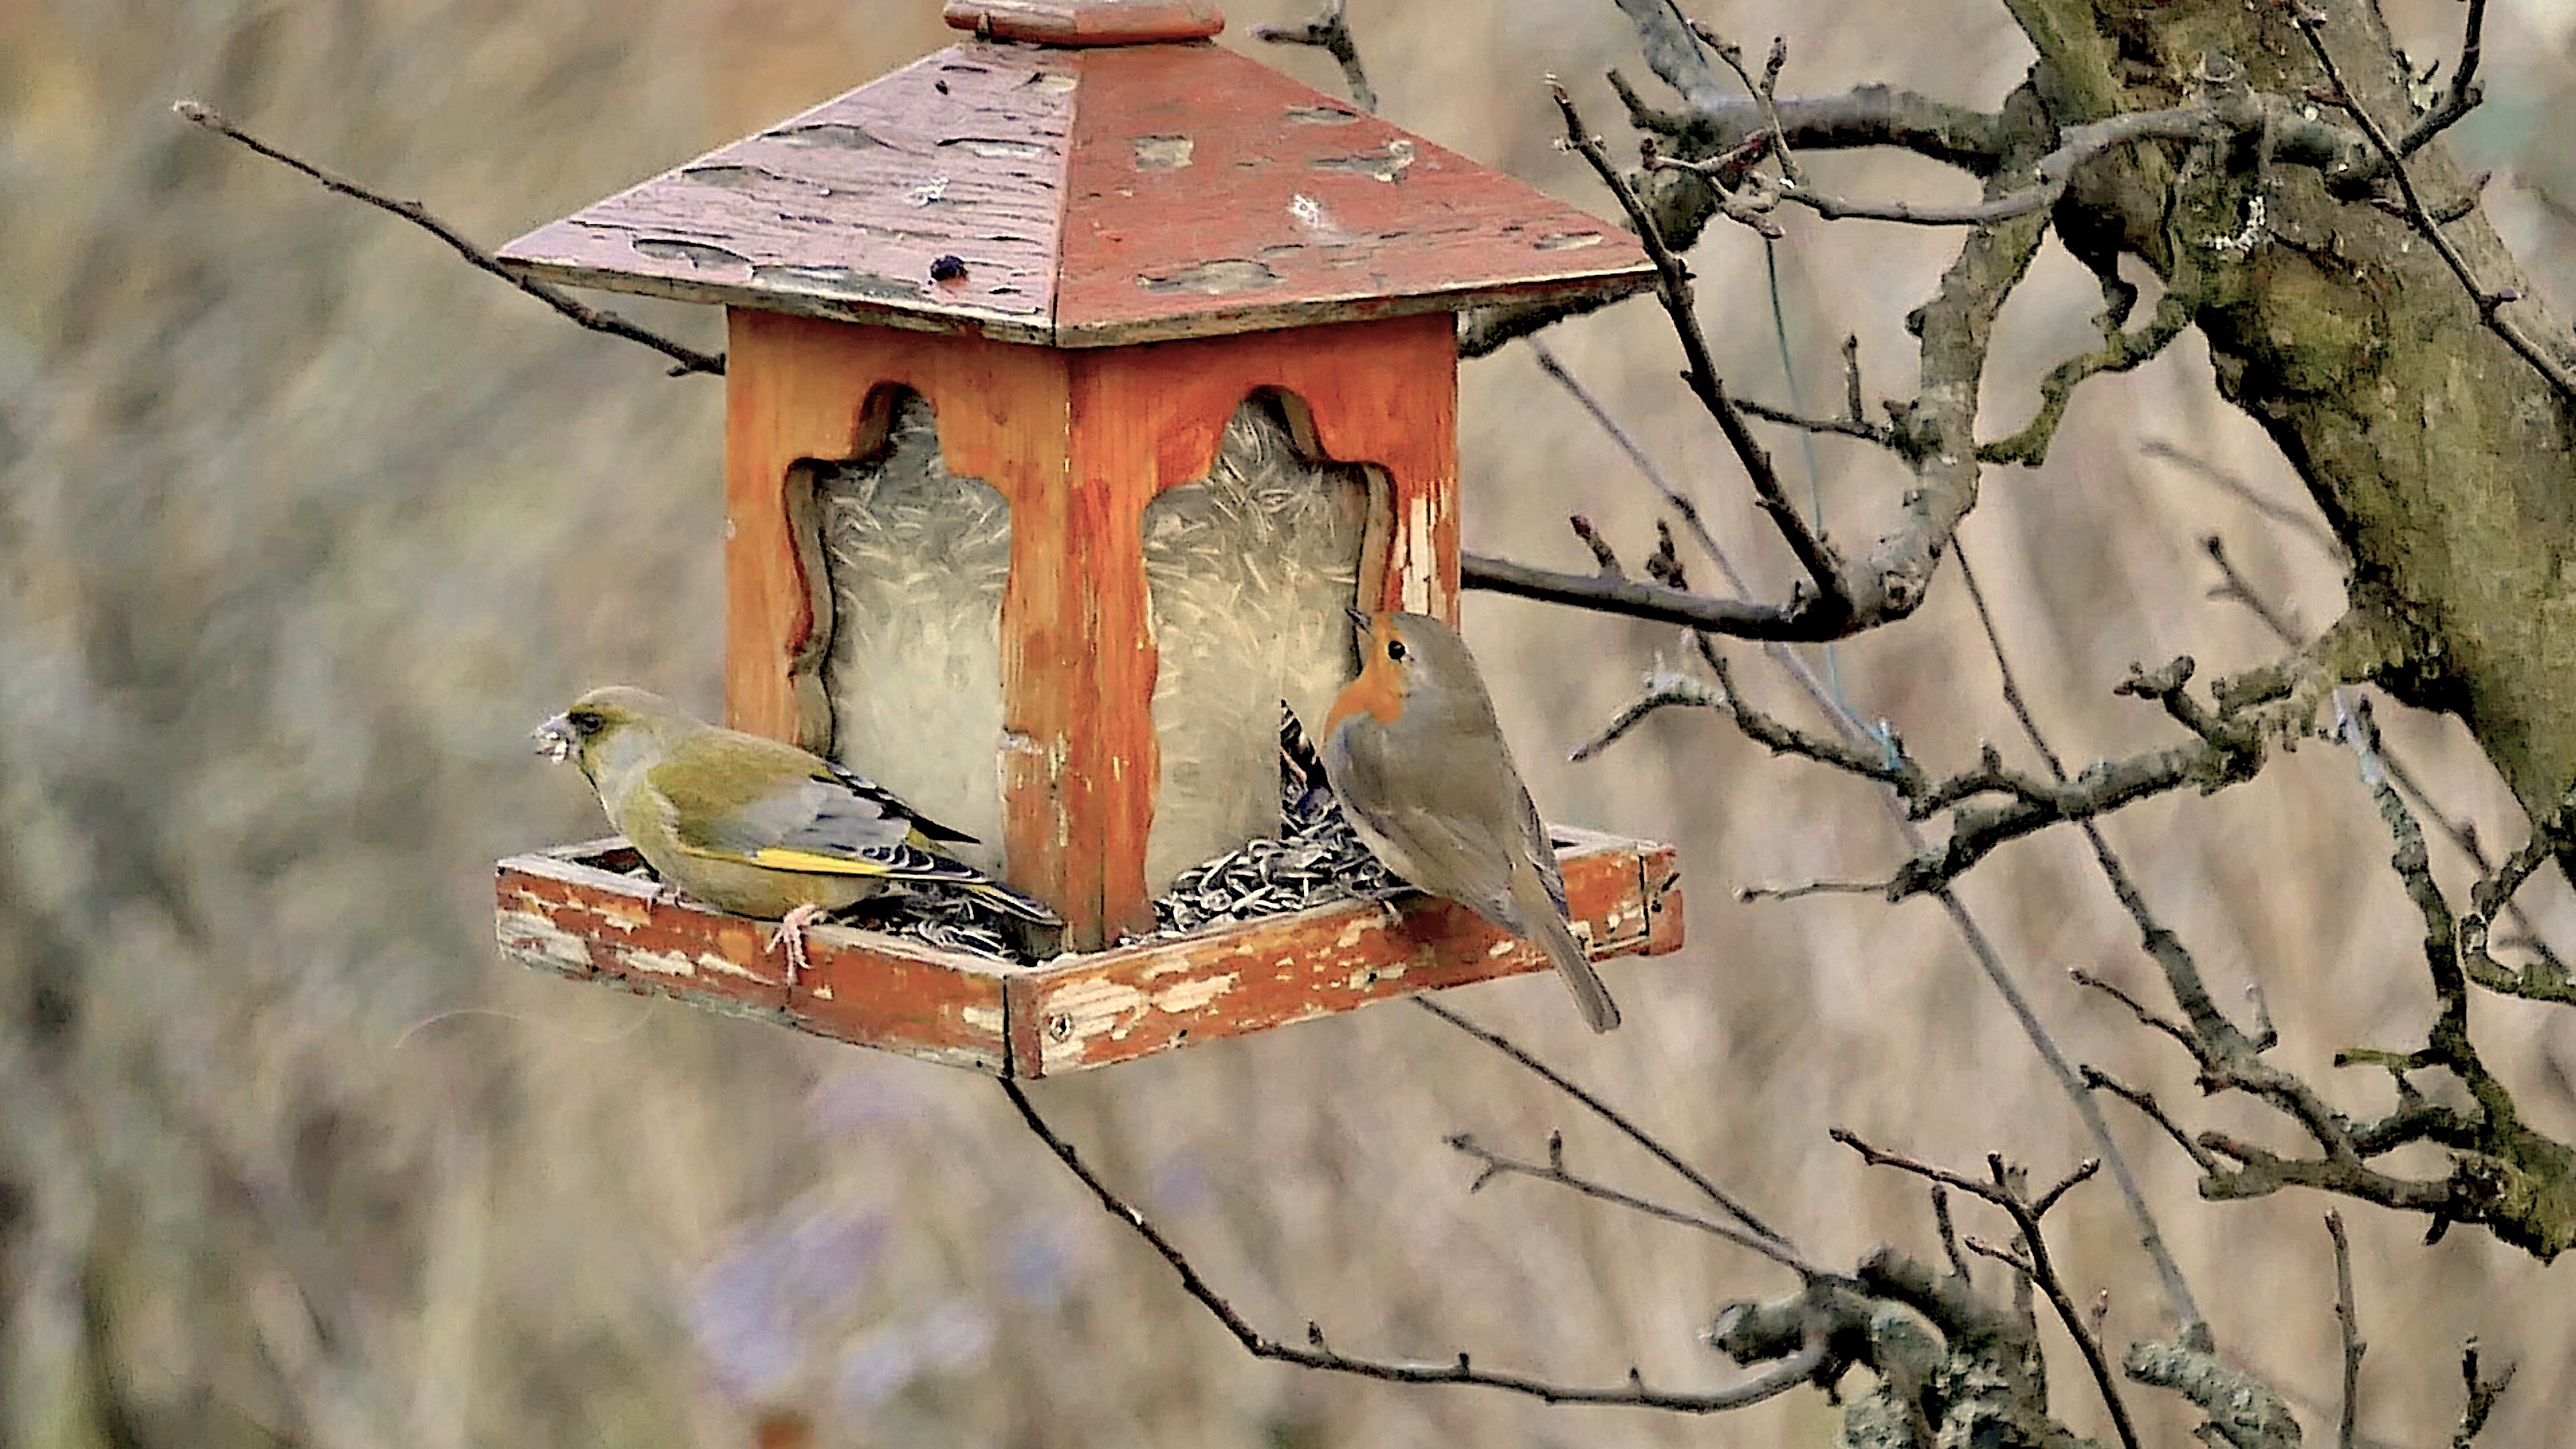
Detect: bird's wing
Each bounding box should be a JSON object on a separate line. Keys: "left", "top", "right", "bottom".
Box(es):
{"left": 1515, "top": 781, "right": 1569, "bottom": 915}
{"left": 1325, "top": 717, "right": 1539, "bottom": 928}
{"left": 650, "top": 734, "right": 987, "bottom": 885}
{"left": 1382, "top": 804, "right": 1523, "bottom": 927}
{"left": 819, "top": 758, "right": 978, "bottom": 845}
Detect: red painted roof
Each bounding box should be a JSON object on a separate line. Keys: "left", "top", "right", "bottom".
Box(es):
{"left": 496, "top": 34, "right": 1651, "bottom": 348}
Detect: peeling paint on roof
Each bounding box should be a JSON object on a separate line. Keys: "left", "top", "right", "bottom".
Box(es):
{"left": 497, "top": 36, "right": 1650, "bottom": 348}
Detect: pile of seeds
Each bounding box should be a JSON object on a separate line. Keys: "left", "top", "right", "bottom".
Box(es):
{"left": 1139, "top": 702, "right": 1399, "bottom": 939}
{"left": 1141, "top": 808, "right": 1401, "bottom": 939}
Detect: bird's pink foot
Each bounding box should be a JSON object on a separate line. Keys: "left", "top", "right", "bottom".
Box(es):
{"left": 770, "top": 903, "right": 827, "bottom": 988}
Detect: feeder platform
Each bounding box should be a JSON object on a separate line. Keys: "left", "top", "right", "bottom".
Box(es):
{"left": 496, "top": 828, "right": 1682, "bottom": 1074}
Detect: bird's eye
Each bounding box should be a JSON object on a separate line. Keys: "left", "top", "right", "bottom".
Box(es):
{"left": 1386, "top": 639, "right": 1408, "bottom": 662}
{"left": 569, "top": 710, "right": 604, "bottom": 736}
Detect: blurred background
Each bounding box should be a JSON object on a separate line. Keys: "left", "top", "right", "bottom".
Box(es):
{"left": 6, "top": 1, "right": 2576, "bottom": 1444}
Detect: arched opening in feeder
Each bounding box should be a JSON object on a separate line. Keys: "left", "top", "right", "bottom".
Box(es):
{"left": 806, "top": 387, "right": 1012, "bottom": 876}
{"left": 1139, "top": 389, "right": 1377, "bottom": 897}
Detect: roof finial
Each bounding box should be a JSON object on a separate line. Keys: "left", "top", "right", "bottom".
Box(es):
{"left": 942, "top": 0, "right": 1224, "bottom": 46}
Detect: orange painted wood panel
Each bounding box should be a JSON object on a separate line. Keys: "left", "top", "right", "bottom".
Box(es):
{"left": 726, "top": 310, "right": 1460, "bottom": 949}
{"left": 725, "top": 308, "right": 1074, "bottom": 749}
{"left": 1058, "top": 313, "right": 1460, "bottom": 939}
{"left": 1077, "top": 311, "right": 1459, "bottom": 619}
{"left": 725, "top": 309, "right": 1127, "bottom": 942}
{"left": 1005, "top": 830, "right": 1682, "bottom": 1076}
{"left": 496, "top": 841, "right": 1015, "bottom": 1071}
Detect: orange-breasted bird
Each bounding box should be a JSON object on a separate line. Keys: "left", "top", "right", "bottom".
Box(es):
{"left": 1321, "top": 610, "right": 1623, "bottom": 1032}
{"left": 533, "top": 686, "right": 1056, "bottom": 978}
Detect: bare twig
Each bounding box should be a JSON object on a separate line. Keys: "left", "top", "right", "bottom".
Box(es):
{"left": 1568, "top": 514, "right": 1626, "bottom": 579}
{"left": 1548, "top": 80, "right": 1852, "bottom": 626}
{"left": 2326, "top": 1210, "right": 2363, "bottom": 1449}
{"left": 1930, "top": 1186, "right": 1973, "bottom": 1285}
{"left": 2451, "top": 1338, "right": 2515, "bottom": 1447}
{"left": 1000, "top": 1078, "right": 1826, "bottom": 1411}
{"left": 1735, "top": 396, "right": 1898, "bottom": 447}
{"left": 1408, "top": 996, "right": 1796, "bottom": 1251}
{"left": 2395, "top": 0, "right": 2489, "bottom": 158}
{"left": 1446, "top": 1132, "right": 1812, "bottom": 1273}
{"left": 1980, "top": 289, "right": 2195, "bottom": 467}
{"left": 2070, "top": 969, "right": 2200, "bottom": 1054}
{"left": 2081, "top": 1066, "right": 2224, "bottom": 1175}
{"left": 1736, "top": 876, "right": 1888, "bottom": 902}
{"left": 1569, "top": 670, "right": 1724, "bottom": 762}
{"left": 173, "top": 101, "right": 725, "bottom": 378}
{"left": 2201, "top": 535, "right": 2309, "bottom": 645}
{"left": 1462, "top": 552, "right": 1819, "bottom": 638}
{"left": 1254, "top": 0, "right": 1377, "bottom": 114}
{"left": 2293, "top": 17, "right": 2576, "bottom": 404}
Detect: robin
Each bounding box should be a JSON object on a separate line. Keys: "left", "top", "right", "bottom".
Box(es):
{"left": 1321, "top": 610, "right": 1623, "bottom": 1032}
{"left": 533, "top": 686, "right": 1056, "bottom": 979}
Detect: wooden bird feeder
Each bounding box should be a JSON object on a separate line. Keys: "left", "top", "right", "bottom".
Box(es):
{"left": 492, "top": 0, "right": 1685, "bottom": 1074}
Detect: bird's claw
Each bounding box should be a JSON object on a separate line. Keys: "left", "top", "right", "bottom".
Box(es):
{"left": 770, "top": 903, "right": 827, "bottom": 988}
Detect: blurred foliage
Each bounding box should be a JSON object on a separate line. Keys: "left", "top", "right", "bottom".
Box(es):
{"left": 2, "top": 1, "right": 2574, "bottom": 1446}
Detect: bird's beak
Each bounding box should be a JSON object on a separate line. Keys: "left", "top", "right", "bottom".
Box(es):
{"left": 532, "top": 714, "right": 577, "bottom": 764}
{"left": 1343, "top": 605, "right": 1371, "bottom": 632}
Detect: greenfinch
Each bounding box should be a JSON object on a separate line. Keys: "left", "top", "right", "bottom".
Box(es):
{"left": 1322, "top": 611, "right": 1623, "bottom": 1032}
{"left": 533, "top": 686, "right": 1056, "bottom": 976}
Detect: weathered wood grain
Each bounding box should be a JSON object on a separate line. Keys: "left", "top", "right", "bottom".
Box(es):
{"left": 498, "top": 33, "right": 1651, "bottom": 347}
{"left": 495, "top": 840, "right": 1015, "bottom": 1070}
{"left": 1008, "top": 828, "right": 1683, "bottom": 1076}
{"left": 494, "top": 828, "right": 1684, "bottom": 1076}
{"left": 501, "top": 45, "right": 1072, "bottom": 340}
{"left": 1048, "top": 41, "right": 1650, "bottom": 345}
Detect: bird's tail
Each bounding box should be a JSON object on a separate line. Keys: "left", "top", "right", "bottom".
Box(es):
{"left": 965, "top": 877, "right": 1062, "bottom": 926}
{"left": 1511, "top": 870, "right": 1622, "bottom": 1032}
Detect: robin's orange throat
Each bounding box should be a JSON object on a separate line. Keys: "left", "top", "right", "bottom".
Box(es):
{"left": 1327, "top": 668, "right": 1404, "bottom": 730}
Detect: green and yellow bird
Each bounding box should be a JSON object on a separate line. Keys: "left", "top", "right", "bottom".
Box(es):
{"left": 533, "top": 686, "right": 1056, "bottom": 975}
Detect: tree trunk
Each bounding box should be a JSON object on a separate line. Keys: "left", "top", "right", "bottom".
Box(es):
{"left": 2031, "top": 0, "right": 2576, "bottom": 870}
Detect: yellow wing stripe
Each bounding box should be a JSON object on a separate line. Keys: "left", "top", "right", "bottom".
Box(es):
{"left": 738, "top": 847, "right": 906, "bottom": 876}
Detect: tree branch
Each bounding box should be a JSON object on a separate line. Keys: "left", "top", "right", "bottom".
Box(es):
{"left": 1253, "top": 0, "right": 1377, "bottom": 115}
{"left": 999, "top": 1077, "right": 1827, "bottom": 1412}
{"left": 1532, "top": 345, "right": 2206, "bottom": 1354}
{"left": 1549, "top": 80, "right": 1852, "bottom": 624}
{"left": 1445, "top": 1132, "right": 1812, "bottom": 1274}
{"left": 2394, "top": 0, "right": 2488, "bottom": 158}
{"left": 172, "top": 101, "right": 725, "bottom": 378}
{"left": 2326, "top": 1210, "right": 2363, "bottom": 1449}
{"left": 2294, "top": 15, "right": 2576, "bottom": 405}
{"left": 1409, "top": 996, "right": 1795, "bottom": 1251}
{"left": 2450, "top": 1338, "right": 2515, "bottom": 1447}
